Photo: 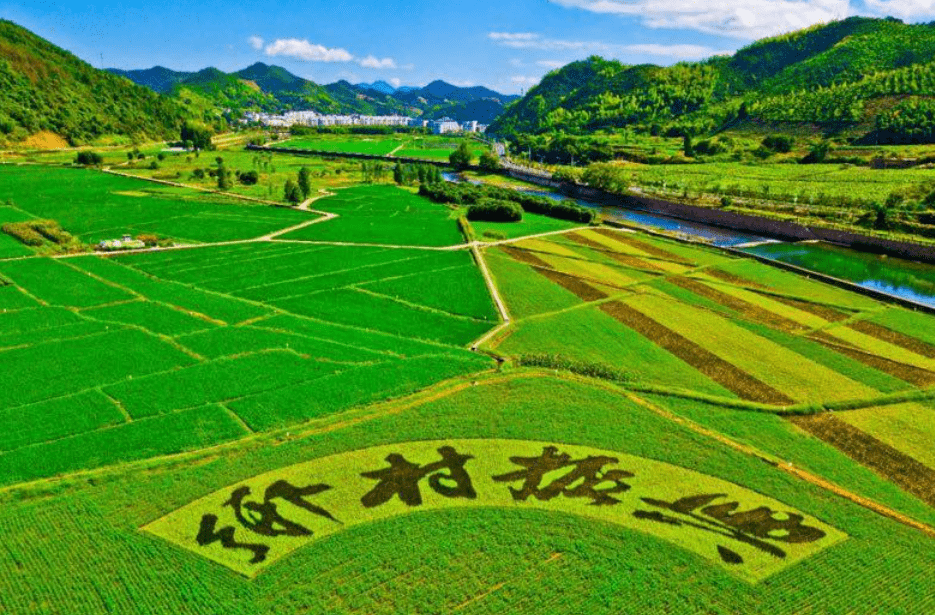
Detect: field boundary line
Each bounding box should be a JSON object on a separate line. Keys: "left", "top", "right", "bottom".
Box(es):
{"left": 470, "top": 244, "right": 511, "bottom": 351}
{"left": 0, "top": 370, "right": 517, "bottom": 499}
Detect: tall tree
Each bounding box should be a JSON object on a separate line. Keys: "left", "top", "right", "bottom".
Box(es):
{"left": 297, "top": 167, "right": 312, "bottom": 199}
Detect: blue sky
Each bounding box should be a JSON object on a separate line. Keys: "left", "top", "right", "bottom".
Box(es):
{"left": 2, "top": 0, "right": 933, "bottom": 93}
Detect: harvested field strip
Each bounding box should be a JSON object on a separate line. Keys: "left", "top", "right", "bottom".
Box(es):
{"left": 696, "top": 278, "right": 839, "bottom": 331}
{"left": 810, "top": 336, "right": 935, "bottom": 387}
{"left": 839, "top": 402, "right": 935, "bottom": 470}
{"left": 536, "top": 251, "right": 640, "bottom": 288}
{"left": 766, "top": 294, "right": 851, "bottom": 322}
{"left": 718, "top": 259, "right": 883, "bottom": 310}
{"left": 566, "top": 233, "right": 665, "bottom": 272}
{"left": 731, "top": 320, "right": 913, "bottom": 395}
{"left": 820, "top": 326, "right": 935, "bottom": 373}
{"left": 532, "top": 267, "right": 609, "bottom": 302}
{"left": 501, "top": 246, "right": 635, "bottom": 295}
{"left": 626, "top": 293, "right": 878, "bottom": 403}
{"left": 499, "top": 246, "right": 550, "bottom": 268}
{"left": 510, "top": 238, "right": 583, "bottom": 258}
{"left": 791, "top": 412, "right": 935, "bottom": 509}
{"left": 867, "top": 309, "right": 935, "bottom": 348}
{"left": 599, "top": 301, "right": 793, "bottom": 404}
{"left": 591, "top": 228, "right": 695, "bottom": 265}
{"left": 483, "top": 251, "right": 581, "bottom": 320}
{"left": 848, "top": 319, "right": 935, "bottom": 359}
{"left": 705, "top": 267, "right": 768, "bottom": 289}
{"left": 669, "top": 276, "right": 804, "bottom": 333}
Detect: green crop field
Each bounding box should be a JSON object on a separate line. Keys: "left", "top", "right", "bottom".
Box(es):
{"left": 279, "top": 134, "right": 490, "bottom": 163}
{"left": 4, "top": 160, "right": 935, "bottom": 614}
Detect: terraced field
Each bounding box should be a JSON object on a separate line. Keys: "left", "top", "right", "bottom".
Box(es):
{"left": 4, "top": 163, "right": 935, "bottom": 614}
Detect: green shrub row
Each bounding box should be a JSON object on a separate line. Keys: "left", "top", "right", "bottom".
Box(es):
{"left": 419, "top": 181, "right": 594, "bottom": 223}
{"left": 467, "top": 198, "right": 523, "bottom": 222}
{"left": 517, "top": 353, "right": 632, "bottom": 383}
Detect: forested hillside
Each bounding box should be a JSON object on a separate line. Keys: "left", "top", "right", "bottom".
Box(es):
{"left": 0, "top": 20, "right": 184, "bottom": 146}
{"left": 491, "top": 17, "right": 935, "bottom": 144}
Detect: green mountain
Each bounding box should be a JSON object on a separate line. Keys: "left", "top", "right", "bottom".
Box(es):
{"left": 490, "top": 16, "right": 935, "bottom": 143}
{"left": 0, "top": 20, "right": 184, "bottom": 146}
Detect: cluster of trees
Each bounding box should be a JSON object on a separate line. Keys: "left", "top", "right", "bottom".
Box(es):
{"left": 393, "top": 162, "right": 443, "bottom": 186}
{"left": 466, "top": 198, "right": 523, "bottom": 222}
{"left": 419, "top": 181, "right": 594, "bottom": 223}
{"left": 284, "top": 167, "right": 314, "bottom": 204}
{"left": 875, "top": 98, "right": 935, "bottom": 143}
{"left": 448, "top": 142, "right": 474, "bottom": 169}
{"left": 180, "top": 122, "right": 214, "bottom": 150}
{"left": 74, "top": 151, "right": 104, "bottom": 166}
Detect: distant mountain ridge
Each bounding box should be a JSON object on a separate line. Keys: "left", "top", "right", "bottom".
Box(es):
{"left": 109, "top": 63, "right": 517, "bottom": 122}
{"left": 490, "top": 16, "right": 935, "bottom": 142}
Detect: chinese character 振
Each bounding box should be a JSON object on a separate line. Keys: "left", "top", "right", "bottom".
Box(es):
{"left": 493, "top": 446, "right": 634, "bottom": 506}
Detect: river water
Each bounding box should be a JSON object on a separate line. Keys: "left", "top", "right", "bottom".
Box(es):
{"left": 447, "top": 174, "right": 935, "bottom": 309}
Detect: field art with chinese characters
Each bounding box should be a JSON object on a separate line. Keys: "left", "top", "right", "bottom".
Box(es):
{"left": 3, "top": 163, "right": 935, "bottom": 613}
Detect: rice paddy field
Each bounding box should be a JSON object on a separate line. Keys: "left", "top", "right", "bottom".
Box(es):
{"left": 2, "top": 161, "right": 935, "bottom": 613}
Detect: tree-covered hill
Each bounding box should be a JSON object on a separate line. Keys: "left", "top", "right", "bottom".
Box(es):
{"left": 490, "top": 16, "right": 935, "bottom": 144}
{"left": 0, "top": 20, "right": 185, "bottom": 146}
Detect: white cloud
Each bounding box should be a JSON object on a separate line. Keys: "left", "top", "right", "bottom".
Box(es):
{"left": 624, "top": 43, "right": 725, "bottom": 59}
{"left": 389, "top": 77, "right": 402, "bottom": 88}
{"left": 547, "top": 0, "right": 853, "bottom": 39}
{"left": 489, "top": 32, "right": 540, "bottom": 42}
{"left": 511, "top": 75, "right": 541, "bottom": 86}
{"left": 488, "top": 32, "right": 591, "bottom": 50}
{"left": 863, "top": 0, "right": 935, "bottom": 20}
{"left": 491, "top": 32, "right": 727, "bottom": 61}
{"left": 248, "top": 36, "right": 264, "bottom": 51}
{"left": 536, "top": 60, "right": 567, "bottom": 69}
{"left": 265, "top": 38, "right": 354, "bottom": 62}
{"left": 358, "top": 55, "right": 397, "bottom": 69}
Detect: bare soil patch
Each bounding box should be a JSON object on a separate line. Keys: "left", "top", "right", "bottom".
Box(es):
{"left": 791, "top": 413, "right": 935, "bottom": 508}
{"left": 20, "top": 131, "right": 69, "bottom": 150}
{"left": 601, "top": 301, "right": 794, "bottom": 405}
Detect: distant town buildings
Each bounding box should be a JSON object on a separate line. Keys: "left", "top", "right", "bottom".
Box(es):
{"left": 243, "top": 112, "right": 485, "bottom": 134}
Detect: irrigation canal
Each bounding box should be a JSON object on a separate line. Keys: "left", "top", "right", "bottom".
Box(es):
{"left": 446, "top": 173, "right": 935, "bottom": 310}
